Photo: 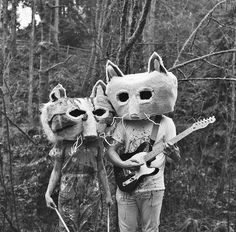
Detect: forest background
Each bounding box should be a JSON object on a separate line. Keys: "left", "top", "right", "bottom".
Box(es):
{"left": 0, "top": 0, "right": 236, "bottom": 231}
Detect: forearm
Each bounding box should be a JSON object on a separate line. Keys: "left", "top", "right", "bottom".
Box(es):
{"left": 98, "top": 169, "right": 111, "bottom": 197}
{"left": 107, "top": 145, "right": 125, "bottom": 168}
{"left": 46, "top": 159, "right": 61, "bottom": 196}
{"left": 46, "top": 170, "right": 60, "bottom": 196}
{"left": 46, "top": 171, "right": 59, "bottom": 195}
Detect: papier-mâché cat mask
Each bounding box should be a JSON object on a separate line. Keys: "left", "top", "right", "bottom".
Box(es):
{"left": 106, "top": 52, "right": 178, "bottom": 120}
{"left": 40, "top": 82, "right": 114, "bottom": 143}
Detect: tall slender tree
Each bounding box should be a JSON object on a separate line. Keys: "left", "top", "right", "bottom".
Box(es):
{"left": 53, "top": 0, "right": 59, "bottom": 48}
{"left": 28, "top": 0, "right": 36, "bottom": 126}
{"left": 10, "top": 0, "right": 17, "bottom": 57}
{"left": 38, "top": 0, "right": 52, "bottom": 104}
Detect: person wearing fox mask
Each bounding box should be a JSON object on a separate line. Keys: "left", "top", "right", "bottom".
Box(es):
{"left": 41, "top": 82, "right": 113, "bottom": 232}
{"left": 106, "top": 52, "right": 180, "bottom": 232}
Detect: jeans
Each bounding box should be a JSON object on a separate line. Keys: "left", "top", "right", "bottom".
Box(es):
{"left": 116, "top": 189, "right": 164, "bottom": 232}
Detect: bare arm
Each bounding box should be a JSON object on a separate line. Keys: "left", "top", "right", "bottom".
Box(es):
{"left": 107, "top": 142, "right": 142, "bottom": 169}
{"left": 45, "top": 158, "right": 62, "bottom": 209}
{"left": 163, "top": 118, "right": 181, "bottom": 164}
{"left": 97, "top": 150, "right": 112, "bottom": 206}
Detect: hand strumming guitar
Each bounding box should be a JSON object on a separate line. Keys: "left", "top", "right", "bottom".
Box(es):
{"left": 121, "top": 157, "right": 143, "bottom": 171}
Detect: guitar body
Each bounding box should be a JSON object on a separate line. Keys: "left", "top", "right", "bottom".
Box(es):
{"left": 114, "top": 142, "right": 159, "bottom": 193}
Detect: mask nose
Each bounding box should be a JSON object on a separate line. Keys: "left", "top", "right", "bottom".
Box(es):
{"left": 82, "top": 111, "right": 98, "bottom": 138}
{"left": 128, "top": 96, "right": 140, "bottom": 119}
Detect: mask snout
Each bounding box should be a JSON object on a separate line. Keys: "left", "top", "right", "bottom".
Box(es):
{"left": 128, "top": 96, "right": 140, "bottom": 120}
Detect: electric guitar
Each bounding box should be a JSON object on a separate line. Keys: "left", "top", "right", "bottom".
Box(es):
{"left": 114, "top": 116, "right": 216, "bottom": 193}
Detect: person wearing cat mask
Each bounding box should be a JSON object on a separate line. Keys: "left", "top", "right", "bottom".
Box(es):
{"left": 42, "top": 82, "right": 113, "bottom": 232}
{"left": 106, "top": 52, "right": 180, "bottom": 232}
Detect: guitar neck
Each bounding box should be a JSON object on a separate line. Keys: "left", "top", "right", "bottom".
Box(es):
{"left": 144, "top": 127, "right": 193, "bottom": 162}
{"left": 169, "top": 127, "right": 193, "bottom": 145}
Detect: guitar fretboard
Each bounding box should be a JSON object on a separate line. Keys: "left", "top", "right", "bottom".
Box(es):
{"left": 144, "top": 127, "right": 193, "bottom": 162}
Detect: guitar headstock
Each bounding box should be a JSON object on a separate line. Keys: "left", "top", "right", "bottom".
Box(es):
{"left": 191, "top": 116, "right": 216, "bottom": 131}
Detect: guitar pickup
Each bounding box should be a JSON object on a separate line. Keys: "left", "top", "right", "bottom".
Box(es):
{"left": 123, "top": 176, "right": 136, "bottom": 186}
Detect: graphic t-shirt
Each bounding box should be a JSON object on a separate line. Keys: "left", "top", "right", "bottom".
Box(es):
{"left": 112, "top": 115, "right": 176, "bottom": 192}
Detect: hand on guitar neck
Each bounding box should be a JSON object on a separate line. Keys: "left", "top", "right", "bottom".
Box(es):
{"left": 163, "top": 142, "right": 180, "bottom": 164}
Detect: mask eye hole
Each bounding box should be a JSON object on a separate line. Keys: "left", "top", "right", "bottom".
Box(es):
{"left": 69, "top": 109, "right": 86, "bottom": 117}
{"left": 93, "top": 109, "right": 106, "bottom": 117}
{"left": 140, "top": 90, "right": 152, "bottom": 100}
{"left": 117, "top": 92, "right": 129, "bottom": 102}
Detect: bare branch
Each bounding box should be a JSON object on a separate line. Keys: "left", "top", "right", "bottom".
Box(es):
{"left": 169, "top": 49, "right": 236, "bottom": 71}
{"left": 211, "top": 17, "right": 236, "bottom": 30}
{"left": 179, "top": 77, "right": 236, "bottom": 82}
{"left": 0, "top": 110, "right": 36, "bottom": 145}
{"left": 202, "top": 59, "right": 226, "bottom": 70}
{"left": 173, "top": 0, "right": 226, "bottom": 66}
{"left": 39, "top": 55, "right": 72, "bottom": 73}
{"left": 177, "top": 68, "right": 188, "bottom": 79}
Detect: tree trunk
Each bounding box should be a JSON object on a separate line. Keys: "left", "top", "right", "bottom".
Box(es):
{"left": 10, "top": 0, "right": 17, "bottom": 57}
{"left": 38, "top": 0, "right": 51, "bottom": 104}
{"left": 0, "top": 0, "right": 2, "bottom": 29}
{"left": 28, "top": 0, "right": 36, "bottom": 126}
{"left": 38, "top": 50, "right": 50, "bottom": 104}
{"left": 53, "top": 0, "right": 59, "bottom": 48}
{"left": 143, "top": 0, "right": 157, "bottom": 59}
{"left": 1, "top": 0, "right": 19, "bottom": 229}
{"left": 82, "top": 0, "right": 102, "bottom": 94}
{"left": 117, "top": 0, "right": 152, "bottom": 72}
{"left": 216, "top": 1, "right": 236, "bottom": 200}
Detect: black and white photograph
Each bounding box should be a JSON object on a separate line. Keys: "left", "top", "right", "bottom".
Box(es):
{"left": 0, "top": 0, "right": 235, "bottom": 231}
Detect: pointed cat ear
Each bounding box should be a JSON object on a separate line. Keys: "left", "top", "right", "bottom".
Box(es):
{"left": 148, "top": 52, "right": 167, "bottom": 74}
{"left": 106, "top": 60, "right": 124, "bottom": 83}
{"left": 90, "top": 80, "right": 106, "bottom": 97}
{"left": 49, "top": 84, "right": 67, "bottom": 102}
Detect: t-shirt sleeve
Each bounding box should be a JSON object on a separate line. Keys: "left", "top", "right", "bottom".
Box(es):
{"left": 49, "top": 141, "right": 64, "bottom": 159}
{"left": 112, "top": 122, "right": 126, "bottom": 144}
{"left": 164, "top": 117, "right": 177, "bottom": 141}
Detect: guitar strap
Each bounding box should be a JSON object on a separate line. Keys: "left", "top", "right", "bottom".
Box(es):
{"left": 149, "top": 115, "right": 162, "bottom": 151}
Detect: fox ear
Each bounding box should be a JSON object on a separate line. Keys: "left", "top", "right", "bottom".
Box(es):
{"left": 106, "top": 60, "right": 124, "bottom": 83}
{"left": 148, "top": 52, "right": 167, "bottom": 74}
{"left": 90, "top": 80, "right": 106, "bottom": 98}
{"left": 49, "top": 84, "right": 67, "bottom": 102}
